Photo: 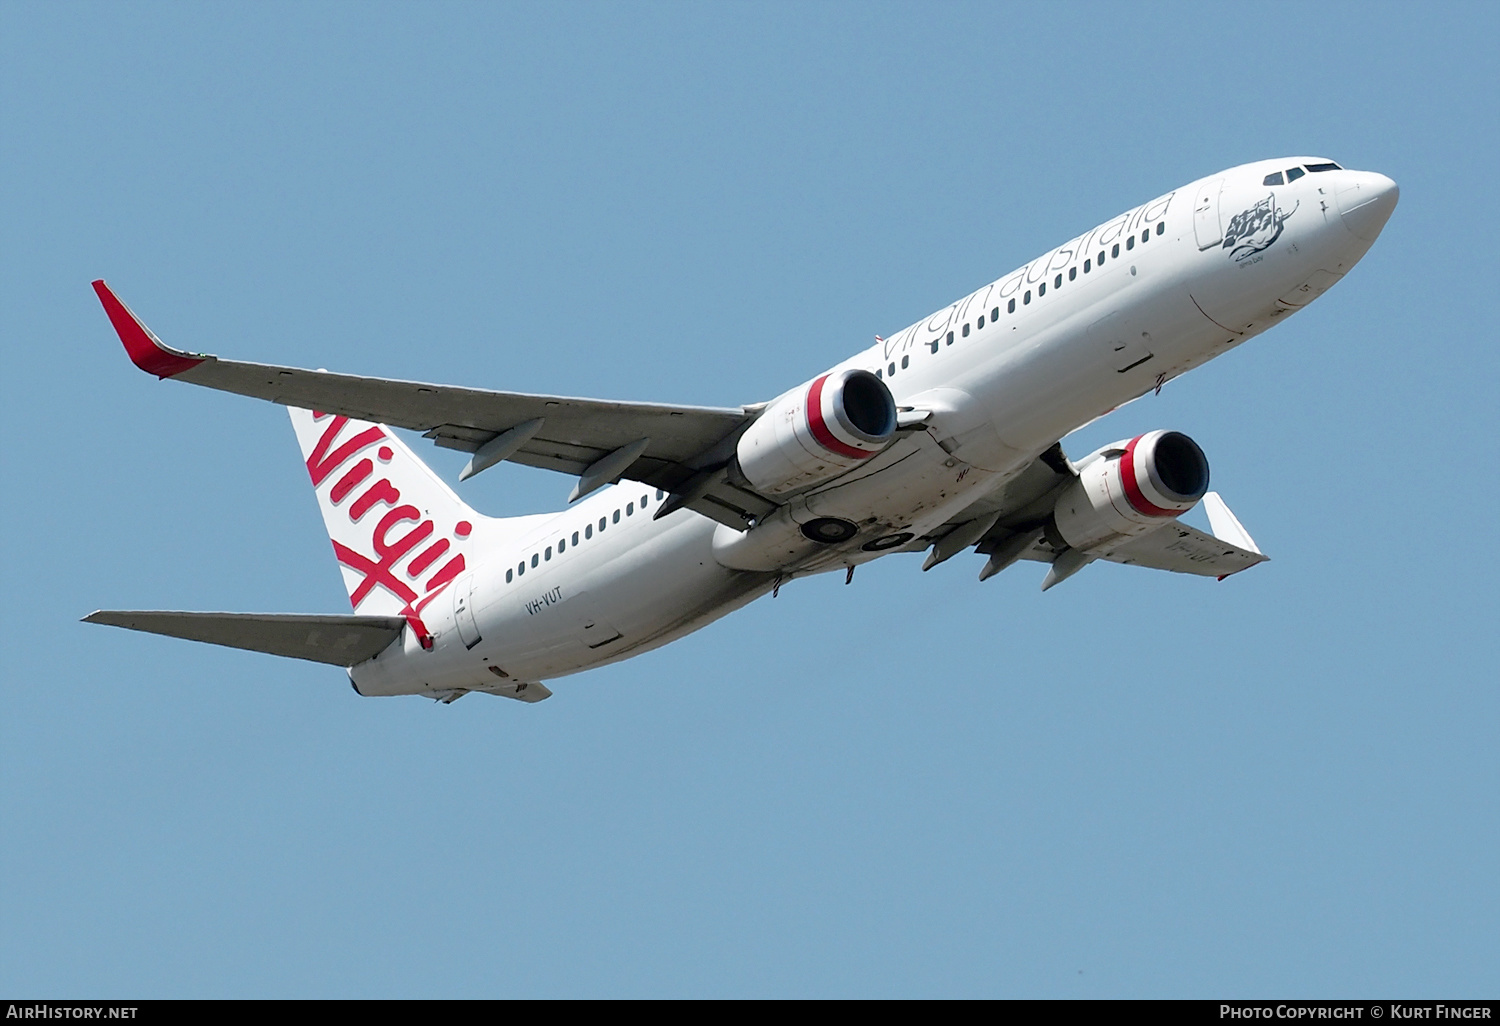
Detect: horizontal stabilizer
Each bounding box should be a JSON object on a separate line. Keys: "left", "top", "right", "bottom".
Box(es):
{"left": 438, "top": 681, "right": 555, "bottom": 704}
{"left": 83, "top": 610, "right": 406, "bottom": 666}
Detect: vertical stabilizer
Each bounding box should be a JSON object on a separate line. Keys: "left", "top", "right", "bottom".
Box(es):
{"left": 288, "top": 408, "right": 488, "bottom": 631}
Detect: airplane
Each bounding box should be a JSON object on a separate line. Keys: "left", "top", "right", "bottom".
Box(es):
{"left": 85, "top": 157, "right": 1398, "bottom": 704}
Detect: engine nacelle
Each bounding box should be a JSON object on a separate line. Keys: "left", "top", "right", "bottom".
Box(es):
{"left": 736, "top": 368, "right": 897, "bottom": 496}
{"left": 1052, "top": 430, "right": 1210, "bottom": 552}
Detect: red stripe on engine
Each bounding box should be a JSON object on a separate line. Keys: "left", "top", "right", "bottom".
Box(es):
{"left": 1119, "top": 435, "right": 1180, "bottom": 517}
{"left": 806, "top": 374, "right": 875, "bottom": 461}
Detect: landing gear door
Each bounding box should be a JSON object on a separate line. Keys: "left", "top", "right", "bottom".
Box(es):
{"left": 1193, "top": 178, "right": 1224, "bottom": 250}
{"left": 452, "top": 572, "right": 482, "bottom": 650}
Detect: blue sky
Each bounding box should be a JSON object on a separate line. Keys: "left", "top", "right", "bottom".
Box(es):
{"left": 2, "top": 1, "right": 1495, "bottom": 998}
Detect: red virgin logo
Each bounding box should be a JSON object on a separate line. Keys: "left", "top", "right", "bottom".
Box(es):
{"left": 305, "top": 413, "right": 470, "bottom": 642}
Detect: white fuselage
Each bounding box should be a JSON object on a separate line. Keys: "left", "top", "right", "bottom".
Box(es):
{"left": 350, "top": 157, "right": 1394, "bottom": 697}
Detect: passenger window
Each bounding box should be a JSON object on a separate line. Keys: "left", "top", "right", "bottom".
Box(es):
{"left": 506, "top": 568, "right": 513, "bottom": 583}
{"left": 901, "top": 355, "right": 910, "bottom": 369}
{"left": 929, "top": 341, "right": 938, "bottom": 354}
{"left": 656, "top": 489, "right": 664, "bottom": 500}
{"left": 1024, "top": 290, "right": 1031, "bottom": 304}
{"left": 1156, "top": 221, "right": 1165, "bottom": 235}
{"left": 991, "top": 306, "right": 1000, "bottom": 320}
{"left": 545, "top": 546, "right": 552, "bottom": 560}
{"left": 641, "top": 494, "right": 649, "bottom": 507}
{"left": 1126, "top": 236, "right": 1135, "bottom": 250}
{"left": 1008, "top": 298, "right": 1016, "bottom": 313}
{"left": 572, "top": 531, "right": 579, "bottom": 545}
{"left": 626, "top": 502, "right": 633, "bottom": 516}
{"left": 1054, "top": 274, "right": 1062, "bottom": 288}
{"left": 888, "top": 362, "right": 896, "bottom": 376}
{"left": 613, "top": 510, "right": 620, "bottom": 524}
{"left": 1084, "top": 258, "right": 1091, "bottom": 272}
{"left": 599, "top": 517, "right": 607, "bottom": 531}
{"left": 517, "top": 561, "right": 525, "bottom": 576}
{"left": 1111, "top": 243, "right": 1120, "bottom": 258}
{"left": 946, "top": 331, "right": 954, "bottom": 345}
{"left": 531, "top": 554, "right": 539, "bottom": 568}
{"left": 977, "top": 315, "right": 985, "bottom": 328}
{"left": 1069, "top": 267, "right": 1077, "bottom": 281}
{"left": 557, "top": 539, "right": 565, "bottom": 553}
{"left": 1140, "top": 230, "right": 1149, "bottom": 243}
{"left": 585, "top": 524, "right": 592, "bottom": 539}
{"left": 875, "top": 368, "right": 882, "bottom": 379}
{"left": 1286, "top": 167, "right": 1305, "bottom": 182}
{"left": 962, "top": 324, "right": 970, "bottom": 337}
{"left": 1263, "top": 172, "right": 1285, "bottom": 186}
{"left": 1038, "top": 282, "right": 1046, "bottom": 296}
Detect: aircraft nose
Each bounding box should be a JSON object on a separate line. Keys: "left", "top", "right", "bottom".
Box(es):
{"left": 1336, "top": 171, "right": 1399, "bottom": 242}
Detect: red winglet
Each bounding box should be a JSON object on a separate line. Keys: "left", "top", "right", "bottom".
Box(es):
{"left": 92, "top": 280, "right": 206, "bottom": 379}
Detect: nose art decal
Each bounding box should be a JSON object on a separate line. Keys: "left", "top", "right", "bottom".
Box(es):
{"left": 1222, "top": 192, "right": 1297, "bottom": 262}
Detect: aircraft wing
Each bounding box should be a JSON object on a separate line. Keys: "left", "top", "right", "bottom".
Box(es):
{"left": 915, "top": 443, "right": 1269, "bottom": 581}
{"left": 1097, "top": 492, "right": 1268, "bottom": 577}
{"left": 93, "top": 281, "right": 772, "bottom": 525}
{"left": 83, "top": 610, "right": 406, "bottom": 666}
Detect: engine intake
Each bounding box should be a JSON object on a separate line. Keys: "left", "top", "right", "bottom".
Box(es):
{"left": 735, "top": 368, "right": 897, "bottom": 496}
{"left": 1052, "top": 430, "right": 1210, "bottom": 552}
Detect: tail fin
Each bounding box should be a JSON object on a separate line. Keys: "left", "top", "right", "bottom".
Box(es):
{"left": 288, "top": 408, "right": 487, "bottom": 629}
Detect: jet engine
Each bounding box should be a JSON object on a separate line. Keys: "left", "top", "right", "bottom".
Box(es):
{"left": 735, "top": 368, "right": 897, "bottom": 496}
{"left": 1052, "top": 430, "right": 1210, "bottom": 552}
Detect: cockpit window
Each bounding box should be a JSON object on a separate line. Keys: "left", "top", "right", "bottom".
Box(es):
{"left": 1285, "top": 166, "right": 1306, "bottom": 182}
{"left": 1263, "top": 171, "right": 1284, "bottom": 186}
{"left": 1305, "top": 162, "right": 1343, "bottom": 172}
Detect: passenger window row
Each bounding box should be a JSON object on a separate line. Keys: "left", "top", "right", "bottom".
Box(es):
{"left": 505, "top": 489, "right": 666, "bottom": 583}
{"left": 879, "top": 221, "right": 1168, "bottom": 379}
